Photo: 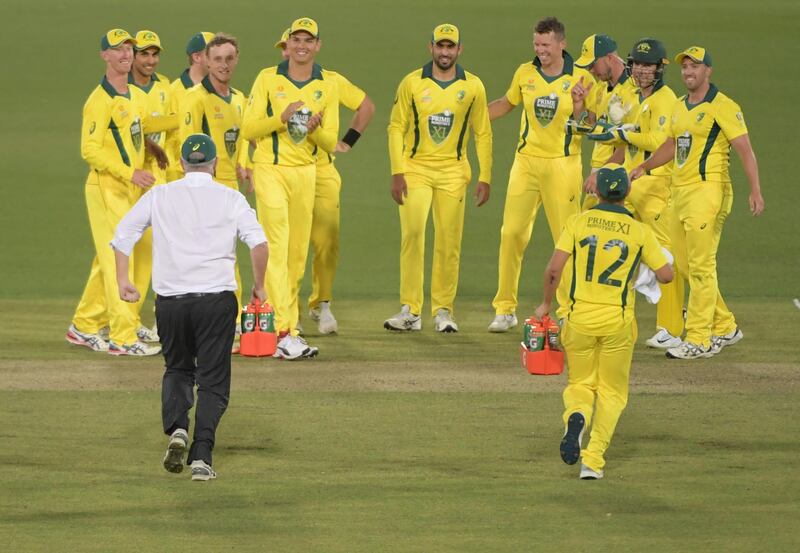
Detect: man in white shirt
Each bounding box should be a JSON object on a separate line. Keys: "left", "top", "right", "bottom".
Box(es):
{"left": 111, "top": 134, "right": 268, "bottom": 481}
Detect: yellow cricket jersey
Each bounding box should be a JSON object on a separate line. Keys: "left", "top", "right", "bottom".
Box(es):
{"left": 622, "top": 82, "right": 677, "bottom": 176}
{"left": 180, "top": 77, "right": 249, "bottom": 184}
{"left": 81, "top": 76, "right": 148, "bottom": 182}
{"left": 166, "top": 69, "right": 199, "bottom": 176}
{"left": 557, "top": 204, "right": 668, "bottom": 334}
{"left": 669, "top": 84, "right": 748, "bottom": 186}
{"left": 242, "top": 60, "right": 339, "bottom": 167}
{"left": 388, "top": 62, "right": 492, "bottom": 182}
{"left": 128, "top": 72, "right": 175, "bottom": 179}
{"left": 316, "top": 69, "right": 366, "bottom": 167}
{"left": 504, "top": 52, "right": 595, "bottom": 159}
{"left": 590, "top": 72, "right": 639, "bottom": 167}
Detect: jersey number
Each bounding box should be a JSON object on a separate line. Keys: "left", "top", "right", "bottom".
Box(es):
{"left": 578, "top": 235, "right": 628, "bottom": 288}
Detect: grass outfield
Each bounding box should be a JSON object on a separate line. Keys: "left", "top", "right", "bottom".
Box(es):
{"left": 2, "top": 0, "right": 800, "bottom": 550}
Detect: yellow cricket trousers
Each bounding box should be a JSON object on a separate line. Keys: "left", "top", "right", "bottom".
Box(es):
{"left": 626, "top": 175, "right": 686, "bottom": 337}
{"left": 493, "top": 154, "right": 582, "bottom": 319}
{"left": 562, "top": 318, "right": 637, "bottom": 473}
{"left": 72, "top": 172, "right": 139, "bottom": 345}
{"left": 308, "top": 162, "right": 342, "bottom": 310}
{"left": 253, "top": 162, "right": 315, "bottom": 335}
{"left": 670, "top": 180, "right": 736, "bottom": 347}
{"left": 399, "top": 158, "right": 471, "bottom": 316}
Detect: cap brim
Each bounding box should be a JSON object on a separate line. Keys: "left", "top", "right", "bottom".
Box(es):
{"left": 109, "top": 38, "right": 136, "bottom": 49}
{"left": 675, "top": 53, "right": 702, "bottom": 64}
{"left": 135, "top": 42, "right": 161, "bottom": 51}
{"left": 274, "top": 41, "right": 286, "bottom": 49}
{"left": 574, "top": 54, "right": 595, "bottom": 68}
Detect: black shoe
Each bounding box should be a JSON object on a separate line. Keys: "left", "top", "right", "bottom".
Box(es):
{"left": 560, "top": 412, "right": 585, "bottom": 465}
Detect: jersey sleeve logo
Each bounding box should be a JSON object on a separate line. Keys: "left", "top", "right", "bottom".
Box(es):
{"left": 287, "top": 108, "right": 311, "bottom": 143}
{"left": 89, "top": 122, "right": 96, "bottom": 134}
{"left": 534, "top": 93, "right": 559, "bottom": 127}
{"left": 185, "top": 113, "right": 192, "bottom": 125}
{"left": 676, "top": 132, "right": 692, "bottom": 168}
{"left": 428, "top": 110, "right": 454, "bottom": 144}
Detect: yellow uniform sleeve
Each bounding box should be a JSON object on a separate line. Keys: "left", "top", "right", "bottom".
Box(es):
{"left": 308, "top": 94, "right": 339, "bottom": 154}
{"left": 237, "top": 97, "right": 252, "bottom": 170}
{"left": 334, "top": 72, "right": 367, "bottom": 112}
{"left": 178, "top": 88, "right": 204, "bottom": 143}
{"left": 241, "top": 72, "right": 286, "bottom": 141}
{"left": 81, "top": 94, "right": 135, "bottom": 182}
{"left": 387, "top": 76, "right": 412, "bottom": 175}
{"left": 641, "top": 225, "right": 669, "bottom": 269}
{"left": 504, "top": 65, "right": 524, "bottom": 106}
{"left": 142, "top": 112, "right": 177, "bottom": 134}
{"left": 717, "top": 99, "right": 748, "bottom": 142}
{"left": 555, "top": 214, "right": 577, "bottom": 253}
{"left": 470, "top": 79, "right": 493, "bottom": 184}
{"left": 624, "top": 95, "right": 672, "bottom": 152}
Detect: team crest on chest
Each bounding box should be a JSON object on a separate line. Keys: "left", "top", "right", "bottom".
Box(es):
{"left": 457, "top": 90, "right": 466, "bottom": 102}
{"left": 313, "top": 90, "right": 323, "bottom": 101}
{"left": 534, "top": 93, "right": 559, "bottom": 127}
{"left": 160, "top": 91, "right": 166, "bottom": 104}
{"left": 428, "top": 110, "right": 454, "bottom": 144}
{"left": 224, "top": 126, "right": 239, "bottom": 157}
{"left": 562, "top": 80, "right": 571, "bottom": 92}
{"left": 287, "top": 108, "right": 312, "bottom": 143}
{"left": 676, "top": 132, "right": 692, "bottom": 168}
{"left": 696, "top": 112, "right": 705, "bottom": 122}
{"left": 130, "top": 117, "right": 143, "bottom": 151}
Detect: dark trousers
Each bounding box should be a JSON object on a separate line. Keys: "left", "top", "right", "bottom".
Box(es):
{"left": 156, "top": 291, "right": 237, "bottom": 466}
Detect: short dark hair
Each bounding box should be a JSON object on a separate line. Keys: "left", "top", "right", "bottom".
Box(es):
{"left": 205, "top": 33, "right": 239, "bottom": 55}
{"left": 534, "top": 17, "right": 565, "bottom": 39}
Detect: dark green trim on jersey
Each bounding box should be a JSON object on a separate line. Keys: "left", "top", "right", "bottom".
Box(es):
{"left": 456, "top": 99, "right": 474, "bottom": 160}
{"left": 201, "top": 76, "right": 232, "bottom": 104}
{"left": 421, "top": 62, "right": 466, "bottom": 89}
{"left": 127, "top": 72, "right": 156, "bottom": 93}
{"left": 699, "top": 121, "right": 721, "bottom": 181}
{"left": 100, "top": 76, "right": 130, "bottom": 99}
{"left": 684, "top": 83, "right": 719, "bottom": 110}
{"left": 108, "top": 119, "right": 131, "bottom": 166}
{"left": 180, "top": 69, "right": 194, "bottom": 89}
{"left": 201, "top": 114, "right": 210, "bottom": 136}
{"left": 639, "top": 80, "right": 665, "bottom": 102}
{"left": 590, "top": 203, "right": 635, "bottom": 217}
{"left": 564, "top": 121, "right": 573, "bottom": 156}
{"left": 608, "top": 70, "right": 630, "bottom": 93}
{"left": 533, "top": 51, "right": 576, "bottom": 83}
{"left": 620, "top": 246, "right": 642, "bottom": 309}
{"left": 517, "top": 111, "right": 529, "bottom": 153}
{"left": 410, "top": 98, "right": 420, "bottom": 157}
{"left": 276, "top": 60, "right": 324, "bottom": 88}
{"left": 569, "top": 242, "right": 578, "bottom": 314}
{"left": 266, "top": 97, "right": 279, "bottom": 164}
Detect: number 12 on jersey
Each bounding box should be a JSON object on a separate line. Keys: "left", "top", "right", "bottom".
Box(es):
{"left": 578, "top": 235, "right": 629, "bottom": 287}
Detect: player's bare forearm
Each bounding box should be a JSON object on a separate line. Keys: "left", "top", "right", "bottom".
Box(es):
{"left": 250, "top": 242, "right": 268, "bottom": 290}
{"left": 488, "top": 97, "right": 514, "bottom": 121}
{"left": 541, "top": 250, "right": 569, "bottom": 307}
{"left": 113, "top": 249, "right": 139, "bottom": 303}
{"left": 731, "top": 134, "right": 765, "bottom": 215}
{"left": 350, "top": 95, "right": 376, "bottom": 132}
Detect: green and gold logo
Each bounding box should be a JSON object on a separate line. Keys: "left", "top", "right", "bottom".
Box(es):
{"left": 224, "top": 127, "right": 239, "bottom": 157}
{"left": 428, "top": 110, "right": 454, "bottom": 144}
{"left": 636, "top": 42, "right": 651, "bottom": 53}
{"left": 696, "top": 112, "right": 705, "bottom": 122}
{"left": 89, "top": 121, "right": 96, "bottom": 134}
{"left": 534, "top": 93, "right": 559, "bottom": 127}
{"left": 130, "top": 117, "right": 143, "bottom": 151}
{"left": 287, "top": 108, "right": 311, "bottom": 144}
{"left": 457, "top": 90, "right": 465, "bottom": 101}
{"left": 676, "top": 132, "right": 692, "bottom": 168}
{"left": 562, "top": 80, "right": 571, "bottom": 92}
{"left": 658, "top": 115, "right": 666, "bottom": 127}
{"left": 314, "top": 90, "right": 322, "bottom": 101}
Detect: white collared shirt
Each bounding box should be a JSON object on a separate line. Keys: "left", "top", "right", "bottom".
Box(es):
{"left": 111, "top": 172, "right": 266, "bottom": 296}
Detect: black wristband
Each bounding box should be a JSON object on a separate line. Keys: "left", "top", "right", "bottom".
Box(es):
{"left": 341, "top": 128, "right": 361, "bottom": 147}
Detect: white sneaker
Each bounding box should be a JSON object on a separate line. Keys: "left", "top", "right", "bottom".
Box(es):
{"left": 65, "top": 324, "right": 109, "bottom": 353}
{"left": 98, "top": 326, "right": 110, "bottom": 342}
{"left": 384, "top": 305, "right": 421, "bottom": 331}
{"left": 579, "top": 463, "right": 604, "bottom": 480}
{"left": 190, "top": 460, "right": 216, "bottom": 481}
{"left": 711, "top": 327, "right": 743, "bottom": 353}
{"left": 310, "top": 302, "right": 338, "bottom": 334}
{"left": 276, "top": 334, "right": 319, "bottom": 360}
{"left": 645, "top": 328, "right": 682, "bottom": 349}
{"left": 488, "top": 314, "right": 518, "bottom": 333}
{"left": 163, "top": 429, "right": 188, "bottom": 473}
{"left": 665, "top": 341, "right": 714, "bottom": 359}
{"left": 433, "top": 309, "right": 459, "bottom": 333}
{"left": 136, "top": 325, "right": 160, "bottom": 343}
{"left": 108, "top": 340, "right": 161, "bottom": 356}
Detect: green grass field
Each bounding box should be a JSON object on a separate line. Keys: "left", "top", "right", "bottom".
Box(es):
{"left": 1, "top": 0, "right": 799, "bottom": 550}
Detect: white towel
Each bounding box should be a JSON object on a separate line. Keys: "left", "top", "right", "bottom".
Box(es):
{"left": 634, "top": 248, "right": 674, "bottom": 304}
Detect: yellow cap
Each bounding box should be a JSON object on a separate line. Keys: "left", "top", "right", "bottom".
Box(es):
{"left": 186, "top": 32, "right": 215, "bottom": 55}
{"left": 101, "top": 29, "right": 135, "bottom": 51}
{"left": 574, "top": 34, "right": 617, "bottom": 68}
{"left": 274, "top": 28, "right": 290, "bottom": 49}
{"left": 289, "top": 17, "right": 319, "bottom": 39}
{"left": 134, "top": 30, "right": 162, "bottom": 51}
{"left": 432, "top": 23, "right": 459, "bottom": 44}
{"left": 674, "top": 46, "right": 712, "bottom": 67}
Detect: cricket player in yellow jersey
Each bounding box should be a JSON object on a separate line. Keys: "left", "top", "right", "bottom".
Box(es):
{"left": 129, "top": 30, "right": 174, "bottom": 343}
{"left": 66, "top": 29, "right": 162, "bottom": 356}
{"left": 180, "top": 33, "right": 251, "bottom": 327}
{"left": 242, "top": 17, "right": 339, "bottom": 360}
{"left": 487, "top": 17, "right": 595, "bottom": 332}
{"left": 385, "top": 23, "right": 492, "bottom": 332}
{"left": 631, "top": 46, "right": 765, "bottom": 359}
{"left": 585, "top": 38, "right": 686, "bottom": 349}
{"left": 275, "top": 28, "right": 377, "bottom": 335}
{"left": 166, "top": 32, "right": 214, "bottom": 182}
{"left": 535, "top": 165, "right": 673, "bottom": 479}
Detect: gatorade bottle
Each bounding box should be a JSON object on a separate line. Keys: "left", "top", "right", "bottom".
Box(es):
{"left": 523, "top": 317, "right": 545, "bottom": 351}
{"left": 258, "top": 303, "right": 275, "bottom": 333}
{"left": 546, "top": 319, "right": 561, "bottom": 351}
{"left": 241, "top": 303, "right": 256, "bottom": 334}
